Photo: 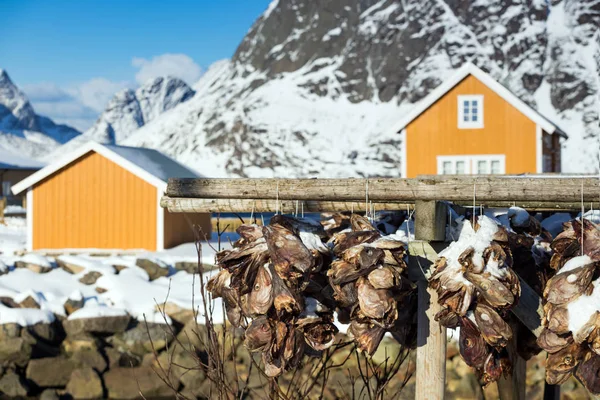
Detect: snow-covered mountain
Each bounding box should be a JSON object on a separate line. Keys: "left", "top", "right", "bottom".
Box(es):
{"left": 44, "top": 76, "right": 196, "bottom": 160}
{"left": 13, "top": 0, "right": 600, "bottom": 176}
{"left": 0, "top": 69, "right": 81, "bottom": 159}
{"left": 121, "top": 0, "right": 600, "bottom": 177}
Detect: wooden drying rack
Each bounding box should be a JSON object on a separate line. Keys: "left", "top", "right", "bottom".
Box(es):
{"left": 162, "top": 174, "right": 600, "bottom": 400}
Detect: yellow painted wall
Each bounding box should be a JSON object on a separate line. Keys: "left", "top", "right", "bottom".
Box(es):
{"left": 405, "top": 75, "right": 537, "bottom": 178}
{"left": 32, "top": 151, "right": 157, "bottom": 250}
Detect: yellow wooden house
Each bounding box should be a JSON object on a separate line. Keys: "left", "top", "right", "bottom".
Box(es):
{"left": 11, "top": 142, "right": 211, "bottom": 252}
{"left": 389, "top": 63, "right": 567, "bottom": 178}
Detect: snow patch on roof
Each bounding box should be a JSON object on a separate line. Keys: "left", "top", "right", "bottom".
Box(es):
{"left": 105, "top": 144, "right": 200, "bottom": 182}
{"left": 0, "top": 147, "right": 45, "bottom": 169}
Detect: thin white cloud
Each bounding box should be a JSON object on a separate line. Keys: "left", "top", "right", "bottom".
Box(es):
{"left": 132, "top": 53, "right": 202, "bottom": 85}
{"left": 22, "top": 78, "right": 130, "bottom": 132}
{"left": 66, "top": 78, "right": 131, "bottom": 113}
{"left": 18, "top": 52, "right": 201, "bottom": 133}
{"left": 22, "top": 82, "right": 72, "bottom": 102}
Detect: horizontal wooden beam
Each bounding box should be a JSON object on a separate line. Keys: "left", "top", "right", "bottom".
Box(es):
{"left": 161, "top": 196, "right": 414, "bottom": 213}
{"left": 162, "top": 196, "right": 597, "bottom": 213}
{"left": 453, "top": 201, "right": 600, "bottom": 211}
{"left": 166, "top": 175, "right": 600, "bottom": 203}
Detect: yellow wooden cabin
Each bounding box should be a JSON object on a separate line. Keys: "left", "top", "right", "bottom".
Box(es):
{"left": 389, "top": 63, "right": 567, "bottom": 178}
{"left": 11, "top": 142, "right": 211, "bottom": 252}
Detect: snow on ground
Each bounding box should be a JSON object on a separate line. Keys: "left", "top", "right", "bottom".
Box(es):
{"left": 0, "top": 218, "right": 229, "bottom": 326}
{"left": 0, "top": 217, "right": 26, "bottom": 259}
{"left": 4, "top": 205, "right": 26, "bottom": 215}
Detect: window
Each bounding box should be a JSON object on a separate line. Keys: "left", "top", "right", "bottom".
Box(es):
{"left": 437, "top": 158, "right": 469, "bottom": 175}
{"left": 458, "top": 95, "right": 484, "bottom": 129}
{"left": 1, "top": 181, "right": 10, "bottom": 197}
{"left": 437, "top": 155, "right": 505, "bottom": 175}
{"left": 442, "top": 161, "right": 452, "bottom": 174}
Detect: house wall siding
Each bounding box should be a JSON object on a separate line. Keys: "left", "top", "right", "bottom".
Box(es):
{"left": 0, "top": 170, "right": 37, "bottom": 198}
{"left": 32, "top": 151, "right": 157, "bottom": 250}
{"left": 405, "top": 75, "right": 537, "bottom": 178}
{"left": 163, "top": 211, "right": 212, "bottom": 250}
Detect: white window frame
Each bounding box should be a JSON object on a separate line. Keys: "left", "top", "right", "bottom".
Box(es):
{"left": 437, "top": 155, "right": 505, "bottom": 175}
{"left": 458, "top": 95, "right": 484, "bottom": 129}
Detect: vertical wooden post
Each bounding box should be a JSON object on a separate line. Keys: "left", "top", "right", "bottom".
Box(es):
{"left": 543, "top": 383, "right": 560, "bottom": 400}
{"left": 0, "top": 197, "right": 5, "bottom": 222}
{"left": 497, "top": 323, "right": 526, "bottom": 400}
{"left": 410, "top": 200, "right": 448, "bottom": 400}
{"left": 414, "top": 200, "right": 447, "bottom": 241}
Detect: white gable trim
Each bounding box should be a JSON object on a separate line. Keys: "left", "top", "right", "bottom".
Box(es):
{"left": 536, "top": 125, "right": 543, "bottom": 173}
{"left": 12, "top": 141, "right": 168, "bottom": 195}
{"left": 156, "top": 189, "right": 165, "bottom": 251}
{"left": 387, "top": 62, "right": 564, "bottom": 138}
{"left": 26, "top": 188, "right": 33, "bottom": 251}
{"left": 400, "top": 129, "right": 407, "bottom": 178}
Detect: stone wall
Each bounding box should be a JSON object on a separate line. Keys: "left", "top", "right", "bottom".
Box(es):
{"left": 0, "top": 308, "right": 206, "bottom": 399}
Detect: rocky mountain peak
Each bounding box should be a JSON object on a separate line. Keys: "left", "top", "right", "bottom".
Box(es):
{"left": 0, "top": 69, "right": 82, "bottom": 159}
{"left": 43, "top": 75, "right": 196, "bottom": 159}
{"left": 136, "top": 76, "right": 195, "bottom": 123}
{"left": 122, "top": 0, "right": 599, "bottom": 177}
{"left": 0, "top": 69, "right": 40, "bottom": 132}
{"left": 87, "top": 76, "right": 195, "bottom": 144}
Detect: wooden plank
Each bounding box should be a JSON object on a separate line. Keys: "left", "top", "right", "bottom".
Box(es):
{"left": 409, "top": 241, "right": 447, "bottom": 400}
{"left": 161, "top": 196, "right": 594, "bottom": 213}
{"left": 511, "top": 276, "right": 544, "bottom": 338}
{"left": 166, "top": 176, "right": 600, "bottom": 203}
{"left": 543, "top": 383, "right": 560, "bottom": 400}
{"left": 415, "top": 201, "right": 447, "bottom": 241}
{"left": 160, "top": 196, "right": 414, "bottom": 213}
{"left": 453, "top": 200, "right": 600, "bottom": 211}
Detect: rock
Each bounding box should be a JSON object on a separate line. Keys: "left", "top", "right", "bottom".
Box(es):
{"left": 56, "top": 258, "right": 86, "bottom": 274}
{"left": 155, "top": 302, "right": 195, "bottom": 325}
{"left": 135, "top": 258, "right": 169, "bottom": 281}
{"left": 152, "top": 348, "right": 202, "bottom": 387}
{"left": 0, "top": 370, "right": 29, "bottom": 397}
{"left": 63, "top": 315, "right": 131, "bottom": 336}
{"left": 0, "top": 297, "right": 20, "bottom": 308}
{"left": 105, "top": 348, "right": 142, "bottom": 368}
{"left": 18, "top": 295, "right": 40, "bottom": 308}
{"left": 113, "top": 264, "right": 129, "bottom": 274}
{"left": 0, "top": 323, "right": 21, "bottom": 340}
{"left": 109, "top": 322, "right": 173, "bottom": 356}
{"left": 176, "top": 318, "right": 207, "bottom": 350}
{"left": 26, "top": 356, "right": 74, "bottom": 387}
{"left": 64, "top": 298, "right": 84, "bottom": 315}
{"left": 95, "top": 287, "right": 108, "bottom": 294}
{"left": 371, "top": 337, "right": 402, "bottom": 366}
{"left": 66, "top": 367, "right": 104, "bottom": 399}
{"left": 21, "top": 330, "right": 61, "bottom": 359}
{"left": 70, "top": 349, "right": 107, "bottom": 373}
{"left": 447, "top": 340, "right": 460, "bottom": 359}
{"left": 104, "top": 347, "right": 122, "bottom": 369}
{"left": 61, "top": 333, "right": 100, "bottom": 354}
{"left": 104, "top": 367, "right": 177, "bottom": 399}
{"left": 39, "top": 389, "right": 60, "bottom": 400}
{"left": 26, "top": 322, "right": 58, "bottom": 343}
{"left": 15, "top": 260, "right": 52, "bottom": 274}
{"left": 174, "top": 261, "right": 198, "bottom": 274}
{"left": 78, "top": 271, "right": 102, "bottom": 285}
{"left": 177, "top": 355, "right": 206, "bottom": 393}
{"left": 0, "top": 337, "right": 32, "bottom": 367}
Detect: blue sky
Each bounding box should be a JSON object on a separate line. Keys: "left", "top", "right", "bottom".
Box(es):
{"left": 0, "top": 0, "right": 271, "bottom": 130}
